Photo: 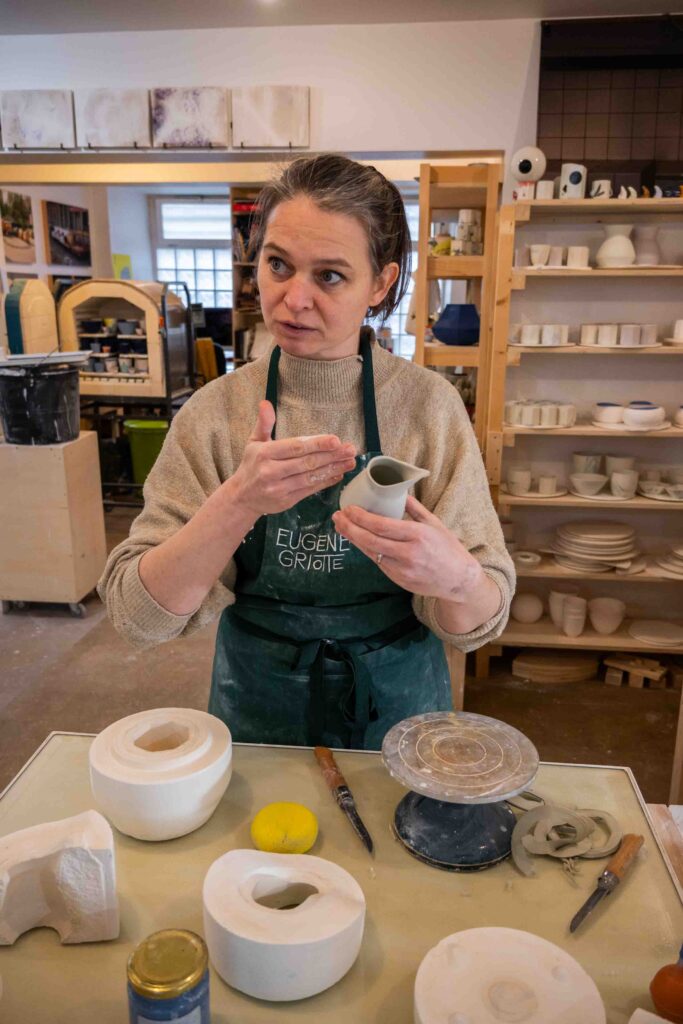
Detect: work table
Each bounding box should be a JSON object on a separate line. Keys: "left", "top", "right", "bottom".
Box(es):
{"left": 0, "top": 733, "right": 680, "bottom": 1022}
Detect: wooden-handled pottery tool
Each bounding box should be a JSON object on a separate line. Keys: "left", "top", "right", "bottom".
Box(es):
{"left": 569, "top": 833, "right": 644, "bottom": 933}
{"left": 313, "top": 747, "right": 374, "bottom": 855}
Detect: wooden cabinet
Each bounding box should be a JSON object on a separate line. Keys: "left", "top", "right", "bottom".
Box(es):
{"left": 483, "top": 197, "right": 683, "bottom": 800}
{"left": 0, "top": 432, "right": 107, "bottom": 606}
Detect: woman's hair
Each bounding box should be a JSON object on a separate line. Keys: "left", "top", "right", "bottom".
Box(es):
{"left": 249, "top": 154, "right": 412, "bottom": 322}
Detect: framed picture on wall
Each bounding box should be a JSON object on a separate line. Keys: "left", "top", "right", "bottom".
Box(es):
{"left": 0, "top": 190, "right": 36, "bottom": 264}
{"left": 43, "top": 201, "right": 91, "bottom": 267}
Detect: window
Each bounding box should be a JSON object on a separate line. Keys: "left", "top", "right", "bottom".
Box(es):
{"left": 152, "top": 198, "right": 232, "bottom": 309}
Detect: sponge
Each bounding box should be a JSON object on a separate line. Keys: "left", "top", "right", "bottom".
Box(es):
{"left": 250, "top": 802, "right": 319, "bottom": 854}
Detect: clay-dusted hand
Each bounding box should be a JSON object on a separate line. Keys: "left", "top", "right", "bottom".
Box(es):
{"left": 230, "top": 401, "right": 356, "bottom": 519}
{"left": 333, "top": 495, "right": 482, "bottom": 602}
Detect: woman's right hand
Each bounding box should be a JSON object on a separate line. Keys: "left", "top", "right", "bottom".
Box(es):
{"left": 228, "top": 400, "right": 357, "bottom": 519}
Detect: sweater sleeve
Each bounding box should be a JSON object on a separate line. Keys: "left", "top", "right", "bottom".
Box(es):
{"left": 410, "top": 381, "right": 515, "bottom": 653}
{"left": 97, "top": 388, "right": 237, "bottom": 649}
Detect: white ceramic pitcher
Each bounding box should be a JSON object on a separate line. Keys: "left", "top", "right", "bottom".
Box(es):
{"left": 339, "top": 455, "right": 430, "bottom": 519}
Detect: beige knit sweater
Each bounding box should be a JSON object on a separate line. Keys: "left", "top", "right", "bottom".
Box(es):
{"left": 99, "top": 341, "right": 515, "bottom": 652}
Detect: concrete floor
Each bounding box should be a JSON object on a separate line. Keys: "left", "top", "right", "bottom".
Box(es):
{"left": 0, "top": 509, "right": 679, "bottom": 802}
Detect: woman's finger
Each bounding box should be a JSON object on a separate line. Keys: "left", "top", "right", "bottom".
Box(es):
{"left": 278, "top": 457, "right": 356, "bottom": 494}
{"left": 336, "top": 504, "right": 419, "bottom": 540}
{"left": 332, "top": 512, "right": 408, "bottom": 562}
{"left": 275, "top": 444, "right": 356, "bottom": 480}
{"left": 404, "top": 495, "right": 440, "bottom": 524}
{"left": 249, "top": 400, "right": 276, "bottom": 443}
{"left": 268, "top": 433, "right": 348, "bottom": 460}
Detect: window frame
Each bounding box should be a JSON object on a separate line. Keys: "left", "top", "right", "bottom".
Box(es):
{"left": 150, "top": 195, "right": 233, "bottom": 310}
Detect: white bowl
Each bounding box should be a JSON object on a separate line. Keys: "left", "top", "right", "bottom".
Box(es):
{"left": 639, "top": 481, "right": 667, "bottom": 497}
{"left": 622, "top": 405, "right": 665, "bottom": 428}
{"left": 665, "top": 484, "right": 683, "bottom": 501}
{"left": 592, "top": 403, "right": 624, "bottom": 424}
{"left": 588, "top": 597, "right": 626, "bottom": 636}
{"left": 570, "top": 473, "right": 609, "bottom": 496}
{"left": 89, "top": 708, "right": 232, "bottom": 841}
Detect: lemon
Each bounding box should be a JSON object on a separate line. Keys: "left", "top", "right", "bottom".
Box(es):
{"left": 250, "top": 802, "right": 319, "bottom": 854}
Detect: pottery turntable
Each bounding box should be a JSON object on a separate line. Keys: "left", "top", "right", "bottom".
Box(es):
{"left": 382, "top": 711, "right": 539, "bottom": 871}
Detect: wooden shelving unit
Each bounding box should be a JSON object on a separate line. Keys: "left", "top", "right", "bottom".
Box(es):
{"left": 483, "top": 197, "right": 683, "bottom": 803}
{"left": 230, "top": 187, "right": 262, "bottom": 363}
{"left": 413, "top": 162, "right": 502, "bottom": 448}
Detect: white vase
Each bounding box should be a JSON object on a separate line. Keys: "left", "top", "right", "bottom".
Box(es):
{"left": 595, "top": 224, "right": 636, "bottom": 268}
{"left": 633, "top": 225, "right": 661, "bottom": 266}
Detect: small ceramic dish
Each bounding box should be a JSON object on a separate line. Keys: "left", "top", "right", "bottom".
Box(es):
{"left": 570, "top": 473, "right": 609, "bottom": 496}
{"left": 639, "top": 481, "right": 667, "bottom": 497}
{"left": 512, "top": 551, "right": 542, "bottom": 568}
{"left": 665, "top": 484, "right": 683, "bottom": 500}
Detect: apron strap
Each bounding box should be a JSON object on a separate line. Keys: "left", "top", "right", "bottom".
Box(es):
{"left": 264, "top": 331, "right": 382, "bottom": 453}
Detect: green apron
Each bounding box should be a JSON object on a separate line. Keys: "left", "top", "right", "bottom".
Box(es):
{"left": 208, "top": 331, "right": 452, "bottom": 749}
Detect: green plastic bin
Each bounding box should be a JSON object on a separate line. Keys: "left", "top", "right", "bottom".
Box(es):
{"left": 124, "top": 419, "right": 169, "bottom": 485}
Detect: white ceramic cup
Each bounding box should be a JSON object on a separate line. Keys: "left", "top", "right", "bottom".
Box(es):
{"left": 592, "top": 403, "right": 624, "bottom": 424}
{"left": 559, "top": 324, "right": 570, "bottom": 344}
{"left": 581, "top": 324, "right": 598, "bottom": 346}
{"left": 588, "top": 597, "right": 626, "bottom": 636}
{"left": 597, "top": 323, "right": 618, "bottom": 346}
{"left": 573, "top": 452, "right": 603, "bottom": 474}
{"left": 504, "top": 401, "right": 522, "bottom": 425}
{"left": 619, "top": 324, "right": 641, "bottom": 347}
{"left": 549, "top": 586, "right": 580, "bottom": 628}
{"left": 538, "top": 474, "right": 557, "bottom": 494}
{"left": 675, "top": 406, "right": 683, "bottom": 426}
{"left": 562, "top": 595, "right": 587, "bottom": 637}
{"left": 557, "top": 403, "right": 577, "bottom": 427}
{"left": 507, "top": 468, "right": 532, "bottom": 495}
{"left": 549, "top": 246, "right": 565, "bottom": 267}
{"left": 567, "top": 245, "right": 590, "bottom": 269}
{"left": 605, "top": 455, "right": 635, "bottom": 474}
{"left": 641, "top": 468, "right": 661, "bottom": 481}
{"left": 673, "top": 320, "right": 683, "bottom": 340}
{"left": 521, "top": 324, "right": 541, "bottom": 345}
{"left": 541, "top": 324, "right": 562, "bottom": 346}
{"left": 535, "top": 180, "right": 555, "bottom": 199}
{"left": 590, "top": 179, "right": 612, "bottom": 198}
{"left": 529, "top": 244, "right": 550, "bottom": 268}
{"left": 539, "top": 403, "right": 559, "bottom": 427}
{"left": 640, "top": 324, "right": 658, "bottom": 346}
{"left": 520, "top": 403, "right": 542, "bottom": 427}
{"left": 610, "top": 469, "right": 639, "bottom": 498}
{"left": 509, "top": 323, "right": 522, "bottom": 343}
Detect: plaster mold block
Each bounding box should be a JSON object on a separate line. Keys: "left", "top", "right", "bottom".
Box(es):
{"left": 414, "top": 927, "right": 605, "bottom": 1024}
{"left": 203, "top": 850, "right": 365, "bottom": 1001}
{"left": 89, "top": 708, "right": 232, "bottom": 841}
{"left": 0, "top": 810, "right": 119, "bottom": 945}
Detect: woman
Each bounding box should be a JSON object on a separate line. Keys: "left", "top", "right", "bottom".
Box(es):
{"left": 100, "top": 154, "right": 514, "bottom": 750}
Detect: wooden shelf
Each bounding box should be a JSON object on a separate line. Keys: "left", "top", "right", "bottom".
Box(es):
{"left": 514, "top": 555, "right": 683, "bottom": 584}
{"left": 424, "top": 342, "right": 480, "bottom": 367}
{"left": 500, "top": 493, "right": 683, "bottom": 510}
{"left": 503, "top": 424, "right": 683, "bottom": 440}
{"left": 427, "top": 255, "right": 484, "bottom": 279}
{"left": 507, "top": 345, "right": 683, "bottom": 363}
{"left": 498, "top": 616, "right": 683, "bottom": 653}
{"left": 512, "top": 267, "right": 683, "bottom": 289}
{"left": 516, "top": 198, "right": 683, "bottom": 219}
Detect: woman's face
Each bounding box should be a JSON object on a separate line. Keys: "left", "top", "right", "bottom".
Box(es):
{"left": 257, "top": 195, "right": 398, "bottom": 360}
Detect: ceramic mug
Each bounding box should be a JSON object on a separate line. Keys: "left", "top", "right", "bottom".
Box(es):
{"left": 521, "top": 324, "right": 541, "bottom": 345}
{"left": 590, "top": 179, "right": 612, "bottom": 198}
{"left": 549, "top": 586, "right": 580, "bottom": 628}
{"left": 581, "top": 324, "right": 598, "bottom": 346}
{"left": 548, "top": 246, "right": 565, "bottom": 267}
{"left": 504, "top": 401, "right": 522, "bottom": 425}
{"left": 673, "top": 320, "right": 683, "bottom": 341}
{"left": 520, "top": 403, "right": 542, "bottom": 427}
{"left": 605, "top": 455, "right": 635, "bottom": 474}
{"left": 619, "top": 324, "right": 641, "bottom": 347}
{"left": 573, "top": 452, "right": 603, "bottom": 474}
{"left": 640, "top": 324, "right": 658, "bottom": 346}
{"left": 541, "top": 324, "right": 562, "bottom": 346}
{"left": 557, "top": 403, "right": 577, "bottom": 427}
{"left": 560, "top": 163, "right": 587, "bottom": 199}
{"left": 529, "top": 245, "right": 550, "bottom": 268}
{"left": 610, "top": 469, "right": 639, "bottom": 498}
{"left": 593, "top": 402, "right": 624, "bottom": 424}
{"left": 507, "top": 468, "right": 532, "bottom": 495}
{"left": 538, "top": 474, "right": 558, "bottom": 494}
{"left": 597, "top": 323, "right": 618, "bottom": 346}
{"left": 567, "top": 246, "right": 590, "bottom": 269}
{"left": 535, "top": 180, "right": 555, "bottom": 199}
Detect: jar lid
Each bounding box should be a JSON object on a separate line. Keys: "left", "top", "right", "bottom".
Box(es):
{"left": 127, "top": 929, "right": 208, "bottom": 999}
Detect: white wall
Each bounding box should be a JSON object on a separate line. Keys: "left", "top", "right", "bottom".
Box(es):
{"left": 0, "top": 20, "right": 540, "bottom": 168}
{"left": 107, "top": 187, "right": 154, "bottom": 281}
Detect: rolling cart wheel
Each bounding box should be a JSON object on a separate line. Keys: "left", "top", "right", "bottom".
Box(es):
{"left": 69, "top": 602, "right": 87, "bottom": 619}
{"left": 2, "top": 601, "right": 13, "bottom": 614}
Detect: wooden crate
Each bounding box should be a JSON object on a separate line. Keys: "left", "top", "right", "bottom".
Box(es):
{"left": 0, "top": 432, "right": 107, "bottom": 604}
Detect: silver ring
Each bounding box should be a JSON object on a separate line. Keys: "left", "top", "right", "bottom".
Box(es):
{"left": 376, "top": 552, "right": 383, "bottom": 566}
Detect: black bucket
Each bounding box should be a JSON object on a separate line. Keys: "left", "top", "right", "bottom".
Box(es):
{"left": 0, "top": 364, "right": 80, "bottom": 445}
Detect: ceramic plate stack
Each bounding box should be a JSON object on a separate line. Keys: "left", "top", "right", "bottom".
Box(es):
{"left": 656, "top": 543, "right": 683, "bottom": 578}
{"left": 550, "top": 522, "right": 641, "bottom": 575}
{"left": 512, "top": 651, "right": 599, "bottom": 684}
{"left": 628, "top": 620, "right": 683, "bottom": 647}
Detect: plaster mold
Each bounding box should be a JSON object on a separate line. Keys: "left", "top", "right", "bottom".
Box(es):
{"left": 203, "top": 849, "right": 365, "bottom": 1001}
{"left": 89, "top": 708, "right": 232, "bottom": 841}
{"left": 414, "top": 927, "right": 605, "bottom": 1024}
{"left": 0, "top": 810, "right": 119, "bottom": 945}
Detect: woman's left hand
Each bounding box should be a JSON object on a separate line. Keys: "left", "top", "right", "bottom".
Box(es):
{"left": 332, "top": 495, "right": 484, "bottom": 604}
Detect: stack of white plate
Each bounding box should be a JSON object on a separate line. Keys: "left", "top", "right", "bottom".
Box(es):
{"left": 656, "top": 543, "right": 683, "bottom": 578}
{"left": 550, "top": 522, "right": 641, "bottom": 574}
{"left": 628, "top": 619, "right": 683, "bottom": 647}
